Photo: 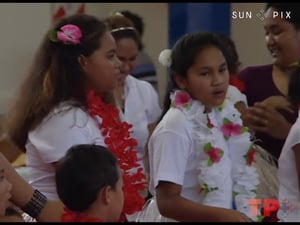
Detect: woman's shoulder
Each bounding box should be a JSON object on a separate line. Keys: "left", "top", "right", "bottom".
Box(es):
{"left": 37, "top": 101, "right": 91, "bottom": 131}
{"left": 156, "top": 108, "right": 193, "bottom": 134}
{"left": 126, "top": 75, "right": 159, "bottom": 101}
{"left": 127, "top": 74, "right": 154, "bottom": 89}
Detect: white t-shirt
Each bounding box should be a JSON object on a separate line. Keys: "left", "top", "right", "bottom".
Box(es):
{"left": 148, "top": 97, "right": 259, "bottom": 220}
{"left": 277, "top": 110, "right": 300, "bottom": 222}
{"left": 120, "top": 75, "right": 161, "bottom": 161}
{"left": 26, "top": 102, "right": 105, "bottom": 200}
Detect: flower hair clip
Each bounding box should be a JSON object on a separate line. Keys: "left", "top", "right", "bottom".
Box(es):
{"left": 158, "top": 49, "right": 172, "bottom": 67}
{"left": 48, "top": 24, "right": 82, "bottom": 45}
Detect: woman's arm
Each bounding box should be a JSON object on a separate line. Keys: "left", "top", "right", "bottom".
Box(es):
{"left": 0, "top": 135, "right": 22, "bottom": 163}
{"left": 156, "top": 181, "right": 252, "bottom": 222}
{"left": 0, "top": 153, "right": 64, "bottom": 222}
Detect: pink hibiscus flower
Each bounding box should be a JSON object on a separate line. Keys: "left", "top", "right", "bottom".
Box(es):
{"left": 172, "top": 90, "right": 192, "bottom": 109}
{"left": 204, "top": 143, "right": 224, "bottom": 166}
{"left": 206, "top": 147, "right": 223, "bottom": 163}
{"left": 221, "top": 118, "right": 247, "bottom": 139}
{"left": 57, "top": 24, "right": 82, "bottom": 45}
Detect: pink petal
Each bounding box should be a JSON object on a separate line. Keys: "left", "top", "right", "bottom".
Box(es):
{"left": 208, "top": 148, "right": 222, "bottom": 162}
{"left": 221, "top": 124, "right": 233, "bottom": 137}
{"left": 58, "top": 24, "right": 82, "bottom": 44}
{"left": 231, "top": 124, "right": 242, "bottom": 136}
{"left": 174, "top": 91, "right": 192, "bottom": 107}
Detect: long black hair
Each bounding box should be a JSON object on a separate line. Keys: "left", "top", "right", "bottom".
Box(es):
{"left": 288, "top": 66, "right": 300, "bottom": 107}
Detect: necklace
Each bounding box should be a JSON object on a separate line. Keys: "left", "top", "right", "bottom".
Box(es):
{"left": 61, "top": 207, "right": 104, "bottom": 222}
{"left": 86, "top": 90, "right": 146, "bottom": 217}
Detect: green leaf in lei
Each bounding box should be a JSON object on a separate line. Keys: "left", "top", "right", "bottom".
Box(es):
{"left": 48, "top": 30, "right": 59, "bottom": 42}
{"left": 223, "top": 117, "right": 231, "bottom": 125}
{"left": 241, "top": 126, "right": 248, "bottom": 133}
{"left": 217, "top": 101, "right": 226, "bottom": 111}
{"left": 200, "top": 183, "right": 219, "bottom": 196}
{"left": 256, "top": 215, "right": 265, "bottom": 222}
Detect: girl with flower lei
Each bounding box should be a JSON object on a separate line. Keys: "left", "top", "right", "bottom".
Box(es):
{"left": 146, "top": 32, "right": 260, "bottom": 222}
{"left": 3, "top": 14, "right": 146, "bottom": 221}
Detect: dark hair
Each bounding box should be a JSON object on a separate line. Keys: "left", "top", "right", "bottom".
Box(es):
{"left": 215, "top": 33, "right": 241, "bottom": 75}
{"left": 105, "top": 15, "right": 143, "bottom": 51}
{"left": 160, "top": 32, "right": 228, "bottom": 121}
{"left": 120, "top": 10, "right": 144, "bottom": 37}
{"left": 4, "top": 14, "right": 108, "bottom": 150}
{"left": 55, "top": 144, "right": 119, "bottom": 212}
{"left": 265, "top": 3, "right": 300, "bottom": 29}
{"left": 288, "top": 66, "right": 300, "bottom": 106}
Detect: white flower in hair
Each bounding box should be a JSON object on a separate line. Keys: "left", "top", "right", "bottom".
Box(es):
{"left": 158, "top": 49, "right": 172, "bottom": 67}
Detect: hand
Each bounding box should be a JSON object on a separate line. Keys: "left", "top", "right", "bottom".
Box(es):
{"left": 242, "top": 102, "right": 291, "bottom": 139}
{"left": 261, "top": 96, "right": 294, "bottom": 113}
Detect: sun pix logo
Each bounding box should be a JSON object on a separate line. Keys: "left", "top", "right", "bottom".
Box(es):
{"left": 232, "top": 9, "right": 292, "bottom": 22}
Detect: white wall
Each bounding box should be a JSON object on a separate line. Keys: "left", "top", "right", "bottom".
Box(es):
{"left": 0, "top": 3, "right": 51, "bottom": 114}
{"left": 231, "top": 3, "right": 272, "bottom": 70}
{"left": 0, "top": 3, "right": 273, "bottom": 115}
{"left": 0, "top": 3, "right": 168, "bottom": 114}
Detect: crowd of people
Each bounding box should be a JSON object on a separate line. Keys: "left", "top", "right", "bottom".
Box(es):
{"left": 1, "top": 3, "right": 300, "bottom": 222}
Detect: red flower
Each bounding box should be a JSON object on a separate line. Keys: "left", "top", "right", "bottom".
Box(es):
{"left": 206, "top": 115, "right": 214, "bottom": 129}
{"left": 230, "top": 76, "right": 245, "bottom": 92}
{"left": 61, "top": 207, "right": 104, "bottom": 222}
{"left": 86, "top": 90, "right": 146, "bottom": 215}
{"left": 245, "top": 145, "right": 256, "bottom": 166}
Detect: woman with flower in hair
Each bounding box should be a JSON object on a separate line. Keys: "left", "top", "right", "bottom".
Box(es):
{"left": 145, "top": 32, "right": 260, "bottom": 222}
{"left": 2, "top": 14, "right": 146, "bottom": 221}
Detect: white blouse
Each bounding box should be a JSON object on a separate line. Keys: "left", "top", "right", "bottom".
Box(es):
{"left": 120, "top": 75, "right": 161, "bottom": 161}
{"left": 148, "top": 93, "right": 259, "bottom": 221}
{"left": 277, "top": 110, "right": 300, "bottom": 222}
{"left": 26, "top": 101, "right": 105, "bottom": 200}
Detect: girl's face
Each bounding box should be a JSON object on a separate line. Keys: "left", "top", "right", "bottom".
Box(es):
{"left": 264, "top": 7, "right": 300, "bottom": 68}
{"left": 116, "top": 38, "right": 139, "bottom": 85}
{"left": 82, "top": 31, "right": 121, "bottom": 94}
{"left": 176, "top": 46, "right": 229, "bottom": 110}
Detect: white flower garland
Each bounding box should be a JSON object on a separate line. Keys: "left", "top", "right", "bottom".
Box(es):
{"left": 171, "top": 90, "right": 261, "bottom": 221}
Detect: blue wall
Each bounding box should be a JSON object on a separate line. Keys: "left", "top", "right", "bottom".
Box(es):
{"left": 169, "top": 3, "right": 231, "bottom": 47}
